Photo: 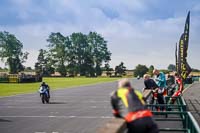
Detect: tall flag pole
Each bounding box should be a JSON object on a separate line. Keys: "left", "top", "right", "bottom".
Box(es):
{"left": 178, "top": 11, "right": 192, "bottom": 80}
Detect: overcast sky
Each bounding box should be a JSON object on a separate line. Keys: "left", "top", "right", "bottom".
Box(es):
{"left": 0, "top": 0, "right": 200, "bottom": 69}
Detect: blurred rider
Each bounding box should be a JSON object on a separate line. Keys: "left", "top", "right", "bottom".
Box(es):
{"left": 39, "top": 82, "right": 50, "bottom": 98}
{"left": 110, "top": 78, "right": 158, "bottom": 133}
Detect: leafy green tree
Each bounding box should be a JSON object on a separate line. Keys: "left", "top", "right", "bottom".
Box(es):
{"left": 44, "top": 31, "right": 111, "bottom": 77}
{"left": 104, "top": 63, "right": 112, "bottom": 76}
{"left": 0, "top": 67, "right": 8, "bottom": 72}
{"left": 148, "top": 65, "right": 154, "bottom": 77}
{"left": 35, "top": 49, "right": 54, "bottom": 76}
{"left": 192, "top": 68, "right": 200, "bottom": 72}
{"left": 66, "top": 61, "right": 78, "bottom": 76}
{"left": 0, "top": 31, "right": 28, "bottom": 74}
{"left": 35, "top": 49, "right": 46, "bottom": 75}
{"left": 47, "top": 32, "right": 69, "bottom": 77}
{"left": 87, "top": 32, "right": 111, "bottom": 76}
{"left": 134, "top": 64, "right": 148, "bottom": 77}
{"left": 167, "top": 64, "right": 176, "bottom": 71}
{"left": 24, "top": 67, "right": 33, "bottom": 72}
{"left": 70, "top": 32, "right": 89, "bottom": 76}
{"left": 115, "top": 62, "right": 126, "bottom": 76}
{"left": 83, "top": 54, "right": 95, "bottom": 76}
{"left": 64, "top": 36, "right": 77, "bottom": 76}
{"left": 159, "top": 69, "right": 170, "bottom": 74}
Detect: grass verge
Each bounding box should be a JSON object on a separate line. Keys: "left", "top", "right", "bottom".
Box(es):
{"left": 0, "top": 77, "right": 120, "bottom": 97}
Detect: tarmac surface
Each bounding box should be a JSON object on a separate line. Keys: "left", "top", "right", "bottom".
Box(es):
{"left": 183, "top": 82, "right": 200, "bottom": 126}
{"left": 0, "top": 78, "right": 144, "bottom": 133}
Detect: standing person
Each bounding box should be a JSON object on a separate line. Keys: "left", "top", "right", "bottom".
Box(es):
{"left": 143, "top": 74, "right": 159, "bottom": 105}
{"left": 153, "top": 69, "right": 167, "bottom": 89}
{"left": 110, "top": 78, "right": 159, "bottom": 133}
{"left": 153, "top": 69, "right": 167, "bottom": 111}
{"left": 168, "top": 72, "right": 183, "bottom": 104}
{"left": 143, "top": 74, "right": 159, "bottom": 91}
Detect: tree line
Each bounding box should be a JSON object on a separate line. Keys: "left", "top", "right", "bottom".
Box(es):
{"left": 0, "top": 31, "right": 127, "bottom": 77}
{"left": 0, "top": 31, "right": 28, "bottom": 74}
{"left": 35, "top": 32, "right": 112, "bottom": 77}
{"left": 0, "top": 31, "right": 199, "bottom": 77}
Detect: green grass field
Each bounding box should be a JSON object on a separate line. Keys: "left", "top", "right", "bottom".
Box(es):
{"left": 0, "top": 77, "right": 120, "bottom": 97}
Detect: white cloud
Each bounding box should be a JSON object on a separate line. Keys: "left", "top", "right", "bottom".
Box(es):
{"left": 1, "top": 0, "right": 200, "bottom": 70}
{"left": 97, "top": 15, "right": 200, "bottom": 69}
{"left": 1, "top": 14, "right": 200, "bottom": 69}
{"left": 23, "top": 49, "right": 38, "bottom": 68}
{"left": 193, "top": 3, "right": 200, "bottom": 12}
{"left": 10, "top": 0, "right": 32, "bottom": 6}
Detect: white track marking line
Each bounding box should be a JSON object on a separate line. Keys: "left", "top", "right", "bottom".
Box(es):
{"left": 0, "top": 115, "right": 113, "bottom": 119}
{"left": 0, "top": 106, "right": 110, "bottom": 109}
{"left": 1, "top": 100, "right": 109, "bottom": 102}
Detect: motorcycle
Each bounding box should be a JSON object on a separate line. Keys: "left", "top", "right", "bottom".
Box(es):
{"left": 38, "top": 86, "right": 50, "bottom": 104}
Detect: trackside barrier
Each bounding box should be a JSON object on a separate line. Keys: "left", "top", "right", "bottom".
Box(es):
{"left": 152, "top": 111, "right": 200, "bottom": 133}
{"left": 0, "top": 74, "right": 42, "bottom": 83}
{"left": 146, "top": 96, "right": 187, "bottom": 112}
{"left": 8, "top": 74, "right": 19, "bottom": 83}
{"left": 148, "top": 95, "right": 200, "bottom": 133}
{"left": 192, "top": 76, "right": 200, "bottom": 82}
{"left": 97, "top": 90, "right": 200, "bottom": 133}
{"left": 96, "top": 90, "right": 151, "bottom": 133}
{"left": 187, "top": 112, "right": 200, "bottom": 133}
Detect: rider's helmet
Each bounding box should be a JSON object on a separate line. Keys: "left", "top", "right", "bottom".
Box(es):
{"left": 118, "top": 78, "right": 131, "bottom": 88}
{"left": 41, "top": 82, "right": 46, "bottom": 86}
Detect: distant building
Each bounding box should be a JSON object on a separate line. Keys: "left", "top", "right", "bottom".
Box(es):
{"left": 125, "top": 70, "right": 134, "bottom": 77}
{"left": 101, "top": 70, "right": 134, "bottom": 77}
{"left": 51, "top": 72, "right": 62, "bottom": 77}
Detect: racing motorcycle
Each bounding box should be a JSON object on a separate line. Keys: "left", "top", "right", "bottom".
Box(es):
{"left": 38, "top": 86, "right": 50, "bottom": 104}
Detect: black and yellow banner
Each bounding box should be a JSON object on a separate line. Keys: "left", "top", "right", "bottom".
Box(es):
{"left": 177, "top": 11, "right": 192, "bottom": 80}
{"left": 175, "top": 43, "right": 178, "bottom": 72}
{"left": 178, "top": 33, "right": 184, "bottom": 76}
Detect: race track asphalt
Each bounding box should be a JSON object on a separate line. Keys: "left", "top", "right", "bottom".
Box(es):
{"left": 0, "top": 78, "right": 144, "bottom": 133}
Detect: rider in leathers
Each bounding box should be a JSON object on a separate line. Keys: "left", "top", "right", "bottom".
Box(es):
{"left": 110, "top": 78, "right": 158, "bottom": 133}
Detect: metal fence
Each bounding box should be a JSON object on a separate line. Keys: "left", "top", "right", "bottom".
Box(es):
{"left": 0, "top": 74, "right": 42, "bottom": 83}
{"left": 146, "top": 96, "right": 200, "bottom": 133}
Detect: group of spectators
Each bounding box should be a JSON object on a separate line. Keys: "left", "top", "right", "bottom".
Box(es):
{"left": 110, "top": 69, "right": 183, "bottom": 133}
{"left": 143, "top": 69, "right": 183, "bottom": 106}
